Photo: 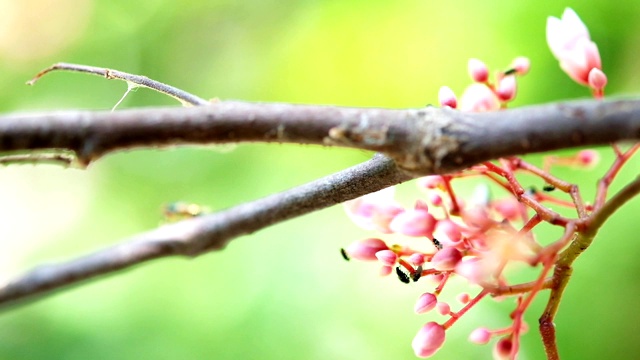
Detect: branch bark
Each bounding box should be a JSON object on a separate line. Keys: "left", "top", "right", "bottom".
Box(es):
{"left": 1, "top": 98, "right": 639, "bottom": 174}
{"left": 1, "top": 97, "right": 639, "bottom": 308}
{"left": 0, "top": 154, "right": 411, "bottom": 308}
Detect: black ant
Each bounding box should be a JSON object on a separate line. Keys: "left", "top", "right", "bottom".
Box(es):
{"left": 340, "top": 248, "right": 350, "bottom": 261}
{"left": 395, "top": 266, "right": 411, "bottom": 284}
{"left": 411, "top": 265, "right": 423, "bottom": 282}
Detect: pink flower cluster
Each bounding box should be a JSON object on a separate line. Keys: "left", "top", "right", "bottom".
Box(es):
{"left": 438, "top": 56, "right": 529, "bottom": 112}
{"left": 343, "top": 174, "right": 537, "bottom": 357}
{"left": 341, "top": 8, "right": 608, "bottom": 358}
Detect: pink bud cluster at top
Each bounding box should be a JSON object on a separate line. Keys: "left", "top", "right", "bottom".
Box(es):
{"left": 546, "top": 8, "right": 607, "bottom": 97}
{"left": 439, "top": 56, "right": 529, "bottom": 112}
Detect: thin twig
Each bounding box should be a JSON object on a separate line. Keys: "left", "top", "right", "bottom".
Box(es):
{"left": 0, "top": 154, "right": 412, "bottom": 308}
{"left": 0, "top": 152, "right": 76, "bottom": 167}
{"left": 27, "top": 62, "right": 209, "bottom": 106}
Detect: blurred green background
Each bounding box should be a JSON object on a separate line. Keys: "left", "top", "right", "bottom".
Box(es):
{"left": 0, "top": 0, "right": 639, "bottom": 359}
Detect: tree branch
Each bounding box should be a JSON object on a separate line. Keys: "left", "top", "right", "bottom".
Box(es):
{"left": 1, "top": 99, "right": 638, "bottom": 173}
{"left": 0, "top": 154, "right": 411, "bottom": 308}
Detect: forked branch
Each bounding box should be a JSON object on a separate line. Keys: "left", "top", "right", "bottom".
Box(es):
{"left": 0, "top": 154, "right": 411, "bottom": 307}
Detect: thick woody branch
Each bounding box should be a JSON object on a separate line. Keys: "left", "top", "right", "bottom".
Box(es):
{"left": 0, "top": 155, "right": 411, "bottom": 307}
{"left": 0, "top": 99, "right": 638, "bottom": 174}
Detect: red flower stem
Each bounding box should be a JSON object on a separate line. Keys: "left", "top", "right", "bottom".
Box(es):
{"left": 594, "top": 144, "right": 640, "bottom": 209}
{"left": 442, "top": 289, "right": 489, "bottom": 329}
{"left": 516, "top": 159, "right": 587, "bottom": 218}
{"left": 510, "top": 255, "right": 556, "bottom": 359}
{"left": 484, "top": 161, "right": 571, "bottom": 226}
{"left": 611, "top": 143, "right": 623, "bottom": 157}
{"left": 441, "top": 175, "right": 461, "bottom": 215}
{"left": 519, "top": 214, "right": 543, "bottom": 251}
{"left": 487, "top": 277, "right": 553, "bottom": 297}
{"left": 397, "top": 258, "right": 415, "bottom": 273}
{"left": 433, "top": 272, "right": 450, "bottom": 295}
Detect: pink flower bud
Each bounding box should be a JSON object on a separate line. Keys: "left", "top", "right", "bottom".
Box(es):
{"left": 344, "top": 188, "right": 403, "bottom": 233}
{"left": 414, "top": 200, "right": 429, "bottom": 212}
{"left": 434, "top": 219, "right": 463, "bottom": 247}
{"left": 459, "top": 83, "right": 500, "bottom": 112}
{"left": 412, "top": 322, "right": 446, "bottom": 358}
{"left": 345, "top": 238, "right": 389, "bottom": 261}
{"left": 431, "top": 247, "right": 463, "bottom": 271}
{"left": 375, "top": 250, "right": 398, "bottom": 266}
{"left": 491, "top": 198, "right": 522, "bottom": 222}
{"left": 418, "top": 176, "right": 445, "bottom": 190}
{"left": 576, "top": 149, "right": 600, "bottom": 167}
{"left": 425, "top": 273, "right": 444, "bottom": 285}
{"left": 588, "top": 68, "right": 607, "bottom": 92}
{"left": 414, "top": 292, "right": 438, "bottom": 314}
{"left": 428, "top": 193, "right": 443, "bottom": 206}
{"left": 510, "top": 56, "right": 530, "bottom": 75}
{"left": 462, "top": 205, "right": 493, "bottom": 230}
{"left": 455, "top": 257, "right": 484, "bottom": 285}
{"left": 389, "top": 209, "right": 436, "bottom": 237}
{"left": 436, "top": 302, "right": 450, "bottom": 316}
{"left": 493, "top": 337, "right": 513, "bottom": 360}
{"left": 547, "top": 8, "right": 603, "bottom": 86}
{"left": 438, "top": 86, "right": 458, "bottom": 109}
{"left": 456, "top": 293, "right": 470, "bottom": 304}
{"left": 469, "top": 327, "right": 492, "bottom": 344}
{"left": 496, "top": 75, "right": 517, "bottom": 102}
{"left": 408, "top": 253, "right": 426, "bottom": 266}
{"left": 468, "top": 58, "right": 489, "bottom": 83}
{"left": 379, "top": 265, "right": 393, "bottom": 277}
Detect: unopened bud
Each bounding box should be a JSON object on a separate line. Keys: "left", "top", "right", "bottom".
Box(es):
{"left": 468, "top": 58, "right": 489, "bottom": 83}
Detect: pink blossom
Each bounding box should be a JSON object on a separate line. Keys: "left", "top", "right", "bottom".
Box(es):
{"left": 455, "top": 257, "right": 485, "bottom": 285}
{"left": 546, "top": 8, "right": 605, "bottom": 88}
{"left": 456, "top": 231, "right": 536, "bottom": 285}
{"left": 431, "top": 247, "right": 463, "bottom": 271}
{"left": 389, "top": 209, "right": 436, "bottom": 237}
{"left": 588, "top": 68, "right": 607, "bottom": 94}
{"left": 425, "top": 273, "right": 444, "bottom": 285}
{"left": 414, "top": 200, "right": 429, "bottom": 212}
{"left": 468, "top": 58, "right": 489, "bottom": 83}
{"left": 493, "top": 337, "right": 513, "bottom": 360}
{"left": 408, "top": 253, "right": 426, "bottom": 266}
{"left": 375, "top": 249, "right": 398, "bottom": 266}
{"left": 427, "top": 193, "right": 443, "bottom": 206}
{"left": 491, "top": 198, "right": 522, "bottom": 222}
{"left": 576, "top": 149, "right": 600, "bottom": 167}
{"left": 344, "top": 238, "right": 389, "bottom": 261}
{"left": 510, "top": 56, "right": 530, "bottom": 75}
{"left": 434, "top": 219, "right": 463, "bottom": 247}
{"left": 459, "top": 83, "right": 500, "bottom": 112}
{"left": 417, "top": 176, "right": 445, "bottom": 190}
{"left": 414, "top": 292, "right": 438, "bottom": 314}
{"left": 456, "top": 292, "right": 470, "bottom": 304}
{"left": 412, "top": 322, "right": 446, "bottom": 358}
{"left": 379, "top": 265, "right": 393, "bottom": 277}
{"left": 462, "top": 205, "right": 493, "bottom": 230}
{"left": 469, "top": 327, "right": 492, "bottom": 345}
{"left": 495, "top": 75, "right": 517, "bottom": 102}
{"left": 436, "top": 302, "right": 451, "bottom": 316}
{"left": 344, "top": 187, "right": 403, "bottom": 233}
{"left": 438, "top": 86, "right": 457, "bottom": 108}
